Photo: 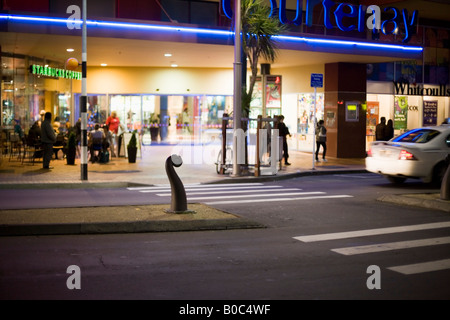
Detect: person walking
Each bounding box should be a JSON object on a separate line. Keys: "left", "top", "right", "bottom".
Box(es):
{"left": 384, "top": 119, "right": 394, "bottom": 140}
{"left": 375, "top": 117, "right": 386, "bottom": 141}
{"left": 315, "top": 119, "right": 327, "bottom": 162}
{"left": 106, "top": 111, "right": 121, "bottom": 157}
{"left": 41, "top": 112, "right": 56, "bottom": 169}
{"left": 278, "top": 115, "right": 291, "bottom": 165}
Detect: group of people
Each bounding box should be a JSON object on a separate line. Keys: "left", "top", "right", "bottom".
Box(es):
{"left": 29, "top": 110, "right": 77, "bottom": 169}
{"left": 87, "top": 123, "right": 117, "bottom": 163}
{"left": 86, "top": 111, "right": 122, "bottom": 163}
{"left": 375, "top": 117, "right": 394, "bottom": 141}
{"left": 16, "top": 110, "right": 122, "bottom": 169}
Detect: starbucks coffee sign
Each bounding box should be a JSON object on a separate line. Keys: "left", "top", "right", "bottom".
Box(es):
{"left": 30, "top": 64, "right": 82, "bottom": 80}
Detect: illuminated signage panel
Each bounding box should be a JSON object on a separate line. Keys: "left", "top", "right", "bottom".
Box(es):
{"left": 30, "top": 64, "right": 82, "bottom": 80}
{"left": 222, "top": 0, "right": 418, "bottom": 43}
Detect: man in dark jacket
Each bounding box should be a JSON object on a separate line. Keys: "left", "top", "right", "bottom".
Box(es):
{"left": 375, "top": 117, "right": 386, "bottom": 141}
{"left": 278, "top": 115, "right": 291, "bottom": 165}
{"left": 41, "top": 112, "right": 56, "bottom": 169}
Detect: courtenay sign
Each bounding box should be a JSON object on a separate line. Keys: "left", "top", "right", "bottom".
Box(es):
{"left": 30, "top": 64, "right": 82, "bottom": 80}
{"left": 222, "top": 0, "right": 418, "bottom": 43}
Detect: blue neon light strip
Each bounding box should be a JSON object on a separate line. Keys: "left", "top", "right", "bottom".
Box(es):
{"left": 276, "top": 35, "right": 423, "bottom": 52}
{"left": 0, "top": 14, "right": 423, "bottom": 52}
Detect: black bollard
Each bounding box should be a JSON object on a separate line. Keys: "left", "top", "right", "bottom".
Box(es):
{"left": 440, "top": 155, "right": 450, "bottom": 200}
{"left": 165, "top": 154, "right": 195, "bottom": 214}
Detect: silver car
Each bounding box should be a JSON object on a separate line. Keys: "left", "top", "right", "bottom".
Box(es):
{"left": 366, "top": 124, "right": 450, "bottom": 184}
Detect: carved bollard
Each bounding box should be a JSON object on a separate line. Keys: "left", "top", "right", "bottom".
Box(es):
{"left": 165, "top": 154, "right": 195, "bottom": 214}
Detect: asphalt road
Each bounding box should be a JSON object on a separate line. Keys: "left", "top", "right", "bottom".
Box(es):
{"left": 1, "top": 173, "right": 449, "bottom": 301}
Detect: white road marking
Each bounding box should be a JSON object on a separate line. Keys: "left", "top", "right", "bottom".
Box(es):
{"left": 331, "top": 237, "right": 450, "bottom": 255}
{"left": 186, "top": 192, "right": 324, "bottom": 201}
{"left": 293, "top": 222, "right": 450, "bottom": 243}
{"left": 387, "top": 259, "right": 450, "bottom": 275}
{"left": 128, "top": 182, "right": 353, "bottom": 206}
{"left": 138, "top": 185, "right": 284, "bottom": 193}
{"left": 156, "top": 188, "right": 302, "bottom": 196}
{"left": 205, "top": 194, "right": 353, "bottom": 205}
{"left": 127, "top": 183, "right": 264, "bottom": 190}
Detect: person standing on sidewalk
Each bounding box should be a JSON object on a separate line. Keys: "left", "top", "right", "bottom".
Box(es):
{"left": 41, "top": 112, "right": 56, "bottom": 169}
{"left": 375, "top": 117, "right": 386, "bottom": 141}
{"left": 106, "top": 111, "right": 121, "bottom": 157}
{"left": 384, "top": 119, "right": 394, "bottom": 141}
{"left": 315, "top": 119, "right": 327, "bottom": 162}
{"left": 278, "top": 115, "right": 292, "bottom": 165}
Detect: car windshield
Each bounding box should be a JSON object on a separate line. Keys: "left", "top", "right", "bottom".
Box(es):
{"left": 392, "top": 128, "right": 440, "bottom": 143}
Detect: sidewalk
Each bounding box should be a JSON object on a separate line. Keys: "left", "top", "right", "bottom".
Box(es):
{"left": 0, "top": 144, "right": 367, "bottom": 188}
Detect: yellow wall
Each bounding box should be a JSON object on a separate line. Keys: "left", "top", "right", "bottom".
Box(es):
{"left": 272, "top": 64, "right": 325, "bottom": 94}
{"left": 73, "top": 67, "right": 234, "bottom": 95}
{"left": 72, "top": 64, "right": 325, "bottom": 96}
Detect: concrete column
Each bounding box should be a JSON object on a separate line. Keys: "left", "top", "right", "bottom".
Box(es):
{"left": 324, "top": 62, "right": 367, "bottom": 158}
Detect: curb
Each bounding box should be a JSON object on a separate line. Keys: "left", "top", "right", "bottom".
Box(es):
{"left": 0, "top": 181, "right": 149, "bottom": 190}
{"left": 0, "top": 169, "right": 368, "bottom": 189}
{"left": 206, "top": 169, "right": 369, "bottom": 184}
{"left": 0, "top": 218, "right": 266, "bottom": 236}
{"left": 0, "top": 204, "right": 266, "bottom": 237}
{"left": 378, "top": 194, "right": 450, "bottom": 213}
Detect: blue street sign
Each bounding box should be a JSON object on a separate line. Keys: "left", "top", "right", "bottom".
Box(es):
{"left": 311, "top": 73, "right": 323, "bottom": 88}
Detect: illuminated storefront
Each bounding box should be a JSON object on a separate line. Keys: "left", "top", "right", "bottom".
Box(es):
{"left": 1, "top": 53, "right": 74, "bottom": 133}
{"left": 1, "top": 0, "right": 448, "bottom": 158}
{"left": 366, "top": 58, "right": 450, "bottom": 148}
{"left": 73, "top": 93, "right": 232, "bottom": 144}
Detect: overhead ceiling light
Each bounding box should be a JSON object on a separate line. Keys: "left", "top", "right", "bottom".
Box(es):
{"left": 171, "top": 63, "right": 178, "bottom": 67}
{"left": 101, "top": 63, "right": 108, "bottom": 67}
{"left": 164, "top": 53, "right": 172, "bottom": 57}
{"left": 66, "top": 48, "right": 75, "bottom": 52}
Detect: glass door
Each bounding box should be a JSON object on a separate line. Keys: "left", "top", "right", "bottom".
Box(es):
{"left": 110, "top": 94, "right": 142, "bottom": 133}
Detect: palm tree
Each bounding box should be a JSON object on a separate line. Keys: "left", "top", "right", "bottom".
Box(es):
{"left": 233, "top": 0, "right": 286, "bottom": 171}
{"left": 240, "top": 0, "right": 286, "bottom": 118}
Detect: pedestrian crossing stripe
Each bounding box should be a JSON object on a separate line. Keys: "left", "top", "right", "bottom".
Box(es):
{"left": 156, "top": 188, "right": 302, "bottom": 196}
{"left": 185, "top": 191, "right": 325, "bottom": 201}
{"left": 331, "top": 236, "right": 450, "bottom": 255}
{"left": 136, "top": 185, "right": 284, "bottom": 193}
{"left": 127, "top": 182, "right": 266, "bottom": 191}
{"left": 127, "top": 183, "right": 353, "bottom": 204}
{"left": 205, "top": 194, "right": 352, "bottom": 205}
{"left": 294, "top": 221, "right": 450, "bottom": 275}
{"left": 293, "top": 221, "right": 450, "bottom": 243}
{"left": 387, "top": 259, "right": 450, "bottom": 275}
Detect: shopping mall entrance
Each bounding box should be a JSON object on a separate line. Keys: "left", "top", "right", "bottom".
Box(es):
{"left": 74, "top": 93, "right": 233, "bottom": 145}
